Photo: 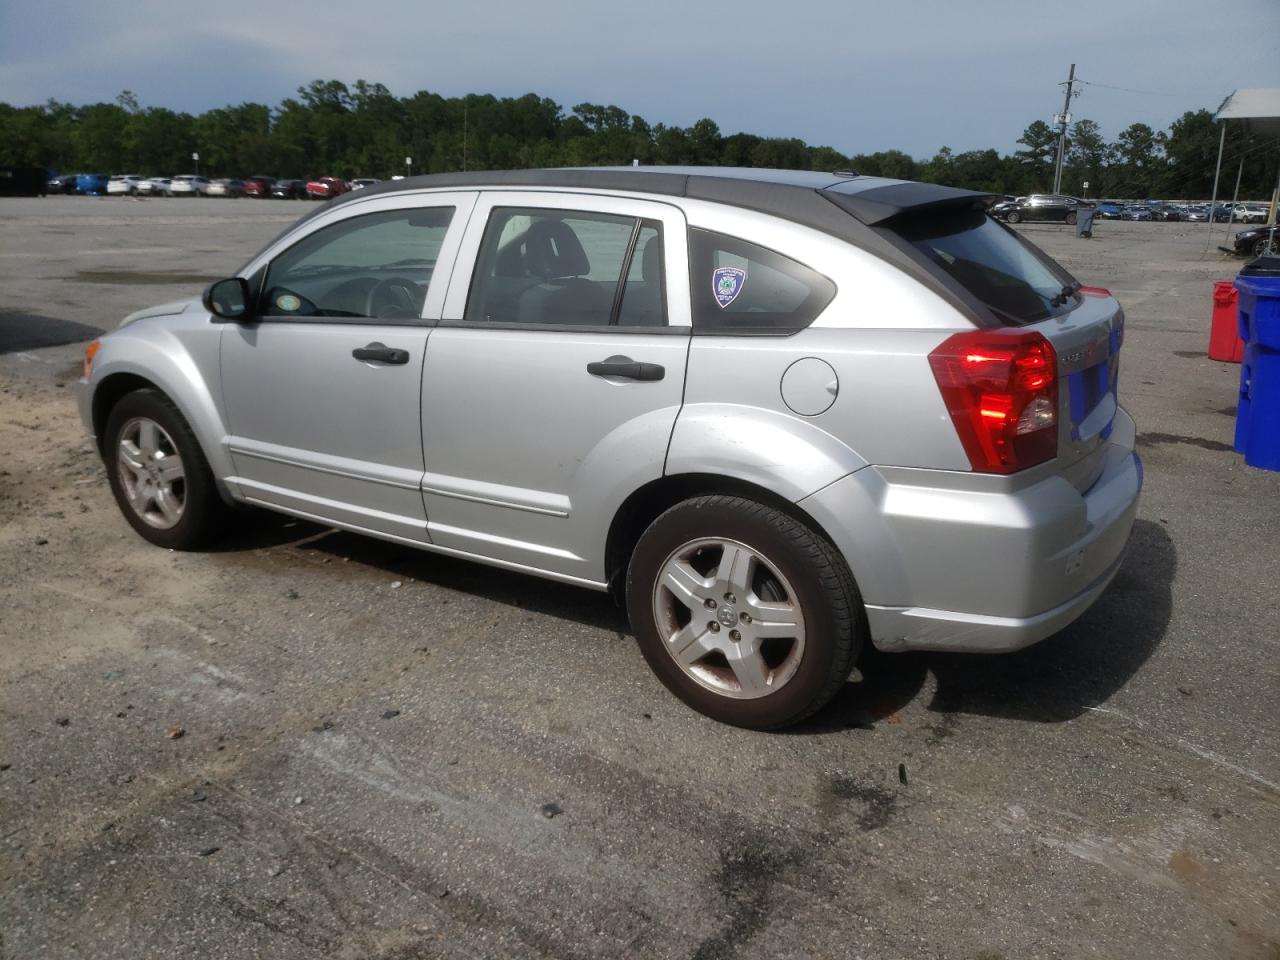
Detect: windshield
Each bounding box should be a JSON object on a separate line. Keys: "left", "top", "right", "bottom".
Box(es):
{"left": 890, "top": 209, "right": 1076, "bottom": 324}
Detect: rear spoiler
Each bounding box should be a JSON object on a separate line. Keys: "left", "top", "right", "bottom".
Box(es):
{"left": 822, "top": 182, "right": 998, "bottom": 226}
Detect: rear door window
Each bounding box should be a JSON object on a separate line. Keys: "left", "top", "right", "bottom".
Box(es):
{"left": 688, "top": 229, "right": 835, "bottom": 333}
{"left": 464, "top": 208, "right": 667, "bottom": 328}
{"left": 889, "top": 210, "right": 1076, "bottom": 324}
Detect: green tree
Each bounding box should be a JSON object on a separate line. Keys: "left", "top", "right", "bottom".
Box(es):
{"left": 1015, "top": 120, "right": 1057, "bottom": 191}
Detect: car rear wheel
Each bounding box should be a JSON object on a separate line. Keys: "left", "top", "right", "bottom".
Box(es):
{"left": 1006, "top": 210, "right": 1021, "bottom": 224}
{"left": 1065, "top": 211, "right": 1077, "bottom": 225}
{"left": 104, "top": 389, "right": 227, "bottom": 550}
{"left": 1253, "top": 236, "right": 1278, "bottom": 258}
{"left": 626, "top": 495, "right": 862, "bottom": 729}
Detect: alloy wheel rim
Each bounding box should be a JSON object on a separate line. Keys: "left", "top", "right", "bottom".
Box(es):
{"left": 651, "top": 538, "right": 806, "bottom": 700}
{"left": 117, "top": 417, "right": 186, "bottom": 529}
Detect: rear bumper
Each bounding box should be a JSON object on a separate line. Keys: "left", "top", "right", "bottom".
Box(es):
{"left": 802, "top": 407, "right": 1142, "bottom": 653}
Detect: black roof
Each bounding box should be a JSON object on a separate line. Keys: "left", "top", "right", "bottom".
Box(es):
{"left": 314, "top": 166, "right": 993, "bottom": 228}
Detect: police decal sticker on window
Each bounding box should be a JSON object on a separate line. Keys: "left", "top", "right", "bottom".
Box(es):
{"left": 713, "top": 266, "right": 746, "bottom": 308}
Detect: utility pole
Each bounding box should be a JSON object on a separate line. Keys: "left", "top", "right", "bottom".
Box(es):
{"left": 1052, "top": 63, "right": 1075, "bottom": 194}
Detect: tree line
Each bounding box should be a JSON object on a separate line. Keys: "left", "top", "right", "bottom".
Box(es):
{"left": 1, "top": 79, "right": 1275, "bottom": 200}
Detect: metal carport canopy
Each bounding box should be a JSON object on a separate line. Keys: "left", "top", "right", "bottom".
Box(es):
{"left": 1206, "top": 88, "right": 1280, "bottom": 248}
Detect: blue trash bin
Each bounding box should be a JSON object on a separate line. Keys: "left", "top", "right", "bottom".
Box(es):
{"left": 1233, "top": 254, "right": 1280, "bottom": 471}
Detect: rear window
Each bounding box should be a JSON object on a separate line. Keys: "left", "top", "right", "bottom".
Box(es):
{"left": 890, "top": 210, "right": 1076, "bottom": 324}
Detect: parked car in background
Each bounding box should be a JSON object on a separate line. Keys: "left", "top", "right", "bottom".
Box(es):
{"left": 306, "top": 176, "right": 349, "bottom": 199}
{"left": 207, "top": 179, "right": 246, "bottom": 198}
{"left": 244, "top": 176, "right": 277, "bottom": 198}
{"left": 168, "top": 175, "right": 211, "bottom": 197}
{"left": 1233, "top": 224, "right": 1279, "bottom": 258}
{"left": 1153, "top": 206, "right": 1181, "bottom": 222}
{"left": 137, "top": 177, "right": 171, "bottom": 196}
{"left": 1184, "top": 206, "right": 1209, "bottom": 222}
{"left": 75, "top": 173, "right": 109, "bottom": 195}
{"left": 1122, "top": 206, "right": 1153, "bottom": 221}
{"left": 1095, "top": 202, "right": 1124, "bottom": 220}
{"left": 1235, "top": 205, "right": 1269, "bottom": 224}
{"left": 107, "top": 175, "right": 145, "bottom": 196}
{"left": 48, "top": 174, "right": 80, "bottom": 194}
{"left": 76, "top": 166, "right": 1140, "bottom": 729}
{"left": 350, "top": 177, "right": 382, "bottom": 190}
{"left": 270, "top": 179, "right": 308, "bottom": 199}
{"left": 999, "top": 194, "right": 1090, "bottom": 224}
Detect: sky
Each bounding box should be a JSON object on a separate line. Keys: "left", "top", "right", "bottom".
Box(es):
{"left": 1, "top": 0, "right": 1277, "bottom": 158}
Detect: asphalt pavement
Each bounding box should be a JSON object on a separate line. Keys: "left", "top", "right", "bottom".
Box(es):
{"left": 1, "top": 197, "right": 1277, "bottom": 959}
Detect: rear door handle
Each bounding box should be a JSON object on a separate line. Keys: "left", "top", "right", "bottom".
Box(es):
{"left": 586, "top": 355, "right": 665, "bottom": 382}
{"left": 352, "top": 342, "right": 410, "bottom": 365}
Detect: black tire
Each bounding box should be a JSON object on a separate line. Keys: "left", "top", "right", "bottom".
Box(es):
{"left": 1254, "top": 236, "right": 1277, "bottom": 258}
{"left": 626, "top": 495, "right": 863, "bottom": 729}
{"left": 103, "top": 388, "right": 227, "bottom": 550}
{"left": 1007, "top": 210, "right": 1022, "bottom": 224}
{"left": 1065, "top": 211, "right": 1077, "bottom": 225}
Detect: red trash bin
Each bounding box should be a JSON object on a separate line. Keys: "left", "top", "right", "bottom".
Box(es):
{"left": 1209, "top": 280, "right": 1245, "bottom": 362}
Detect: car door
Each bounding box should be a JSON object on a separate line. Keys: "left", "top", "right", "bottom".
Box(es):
{"left": 421, "top": 191, "right": 691, "bottom": 586}
{"left": 219, "top": 191, "right": 476, "bottom": 542}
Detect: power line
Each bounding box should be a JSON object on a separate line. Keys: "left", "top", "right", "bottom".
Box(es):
{"left": 1074, "top": 78, "right": 1184, "bottom": 99}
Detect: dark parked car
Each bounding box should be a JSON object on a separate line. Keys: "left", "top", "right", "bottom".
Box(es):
{"left": 48, "top": 173, "right": 80, "bottom": 194}
{"left": 998, "top": 194, "right": 1091, "bottom": 224}
{"left": 270, "top": 179, "right": 308, "bottom": 199}
{"left": 1233, "top": 224, "right": 1279, "bottom": 258}
{"left": 1122, "top": 206, "right": 1153, "bottom": 221}
{"left": 1153, "top": 206, "right": 1181, "bottom": 222}
{"left": 243, "top": 176, "right": 277, "bottom": 198}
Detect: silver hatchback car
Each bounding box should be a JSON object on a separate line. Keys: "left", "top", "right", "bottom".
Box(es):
{"left": 77, "top": 167, "right": 1141, "bottom": 728}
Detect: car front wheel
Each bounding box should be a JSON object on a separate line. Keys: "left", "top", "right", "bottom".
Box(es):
{"left": 1254, "top": 236, "right": 1278, "bottom": 258}
{"left": 626, "top": 495, "right": 862, "bottom": 729}
{"left": 104, "top": 389, "right": 227, "bottom": 550}
{"left": 1006, "top": 210, "right": 1021, "bottom": 224}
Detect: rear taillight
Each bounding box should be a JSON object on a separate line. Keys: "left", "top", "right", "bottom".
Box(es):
{"left": 928, "top": 330, "right": 1058, "bottom": 474}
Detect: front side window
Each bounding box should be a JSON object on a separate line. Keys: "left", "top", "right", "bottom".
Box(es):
{"left": 262, "top": 207, "right": 455, "bottom": 320}
{"left": 689, "top": 229, "right": 836, "bottom": 333}
{"left": 465, "top": 208, "right": 667, "bottom": 327}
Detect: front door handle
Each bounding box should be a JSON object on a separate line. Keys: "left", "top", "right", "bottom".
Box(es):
{"left": 587, "top": 355, "right": 665, "bottom": 382}
{"left": 352, "top": 342, "right": 409, "bottom": 365}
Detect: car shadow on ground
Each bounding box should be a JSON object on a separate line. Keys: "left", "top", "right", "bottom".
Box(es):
{"left": 0, "top": 311, "right": 103, "bottom": 354}
{"left": 214, "top": 509, "right": 628, "bottom": 633}
{"left": 811, "top": 518, "right": 1176, "bottom": 729}
{"left": 213, "top": 510, "right": 1174, "bottom": 728}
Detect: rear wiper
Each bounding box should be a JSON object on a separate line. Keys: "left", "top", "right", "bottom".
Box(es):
{"left": 1050, "top": 282, "right": 1080, "bottom": 307}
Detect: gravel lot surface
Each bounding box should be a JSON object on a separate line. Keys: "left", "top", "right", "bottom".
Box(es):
{"left": 1, "top": 197, "right": 1278, "bottom": 959}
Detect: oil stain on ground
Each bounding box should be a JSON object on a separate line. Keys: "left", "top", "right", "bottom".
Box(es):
{"left": 1136, "top": 431, "right": 1235, "bottom": 453}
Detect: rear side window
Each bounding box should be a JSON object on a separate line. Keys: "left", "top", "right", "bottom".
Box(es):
{"left": 689, "top": 229, "right": 835, "bottom": 333}
{"left": 889, "top": 210, "right": 1075, "bottom": 324}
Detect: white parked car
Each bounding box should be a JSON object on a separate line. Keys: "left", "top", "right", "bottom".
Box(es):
{"left": 350, "top": 178, "right": 382, "bottom": 190}
{"left": 168, "top": 175, "right": 211, "bottom": 197}
{"left": 136, "top": 178, "right": 171, "bottom": 196}
{"left": 106, "top": 175, "right": 145, "bottom": 196}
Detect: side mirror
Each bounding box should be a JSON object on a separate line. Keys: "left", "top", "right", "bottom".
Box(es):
{"left": 203, "top": 277, "right": 251, "bottom": 322}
